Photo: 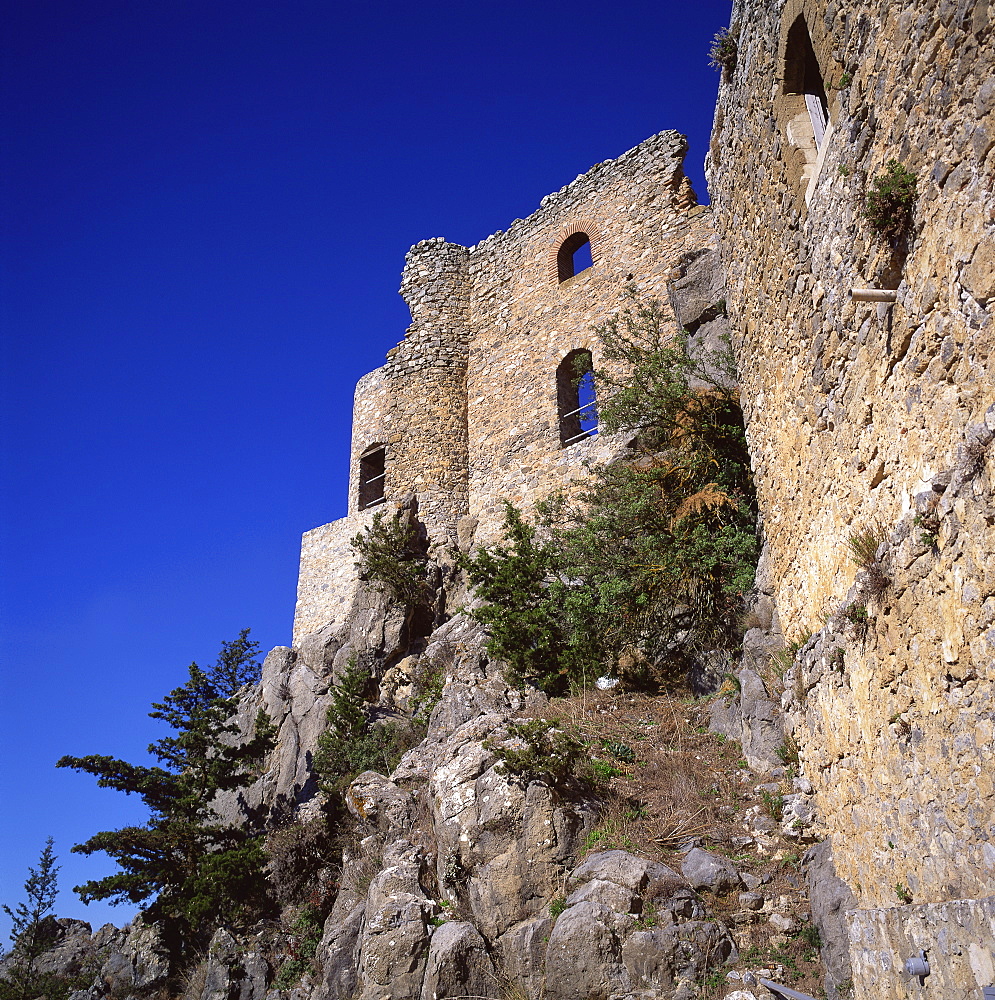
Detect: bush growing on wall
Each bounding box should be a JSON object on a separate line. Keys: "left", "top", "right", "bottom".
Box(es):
{"left": 464, "top": 294, "right": 759, "bottom": 694}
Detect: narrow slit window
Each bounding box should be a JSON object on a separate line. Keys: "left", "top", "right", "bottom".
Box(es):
{"left": 358, "top": 446, "right": 386, "bottom": 510}
{"left": 557, "top": 349, "right": 598, "bottom": 446}
{"left": 786, "top": 15, "right": 829, "bottom": 149}
{"left": 557, "top": 233, "right": 593, "bottom": 283}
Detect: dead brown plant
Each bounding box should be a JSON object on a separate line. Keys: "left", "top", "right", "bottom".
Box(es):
{"left": 542, "top": 689, "right": 746, "bottom": 859}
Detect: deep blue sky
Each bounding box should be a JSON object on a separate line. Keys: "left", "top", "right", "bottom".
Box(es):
{"left": 1, "top": 0, "right": 731, "bottom": 936}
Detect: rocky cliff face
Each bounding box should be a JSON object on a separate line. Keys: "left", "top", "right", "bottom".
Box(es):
{"left": 37, "top": 525, "right": 837, "bottom": 1000}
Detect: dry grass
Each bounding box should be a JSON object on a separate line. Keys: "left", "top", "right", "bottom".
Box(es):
{"left": 543, "top": 689, "right": 748, "bottom": 860}
{"left": 536, "top": 686, "right": 826, "bottom": 999}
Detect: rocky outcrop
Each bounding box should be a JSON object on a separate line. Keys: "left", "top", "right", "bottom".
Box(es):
{"left": 0, "top": 916, "right": 171, "bottom": 999}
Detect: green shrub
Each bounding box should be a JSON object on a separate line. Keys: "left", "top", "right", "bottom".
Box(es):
{"left": 274, "top": 904, "right": 326, "bottom": 988}
{"left": 463, "top": 293, "right": 759, "bottom": 695}
{"left": 864, "top": 160, "right": 916, "bottom": 239}
{"left": 485, "top": 719, "right": 586, "bottom": 788}
{"left": 708, "top": 28, "right": 737, "bottom": 75}
{"left": 352, "top": 509, "right": 434, "bottom": 610}
{"left": 313, "top": 657, "right": 408, "bottom": 794}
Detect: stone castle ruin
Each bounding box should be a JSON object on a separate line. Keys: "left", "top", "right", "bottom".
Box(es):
{"left": 24, "top": 3, "right": 991, "bottom": 999}
{"left": 283, "top": 1, "right": 994, "bottom": 996}
{"left": 293, "top": 130, "right": 725, "bottom": 643}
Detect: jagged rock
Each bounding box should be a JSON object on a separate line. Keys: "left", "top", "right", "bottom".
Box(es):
{"left": 198, "top": 926, "right": 272, "bottom": 1000}
{"left": 681, "top": 848, "right": 740, "bottom": 894}
{"left": 621, "top": 920, "right": 737, "bottom": 992}
{"left": 544, "top": 901, "right": 630, "bottom": 1000}
{"left": 709, "top": 667, "right": 784, "bottom": 772}
{"left": 419, "top": 921, "right": 495, "bottom": 1000}
{"left": 1, "top": 916, "right": 170, "bottom": 997}
{"left": 10, "top": 918, "right": 97, "bottom": 979}
{"left": 569, "top": 850, "right": 680, "bottom": 893}
{"left": 739, "top": 892, "right": 765, "bottom": 911}
{"left": 314, "top": 899, "right": 364, "bottom": 1000}
{"left": 201, "top": 928, "right": 242, "bottom": 1000}
{"left": 346, "top": 771, "right": 416, "bottom": 835}
{"left": 355, "top": 842, "right": 435, "bottom": 1000}
{"left": 492, "top": 915, "right": 552, "bottom": 995}
{"left": 804, "top": 839, "right": 857, "bottom": 998}
{"left": 565, "top": 877, "right": 640, "bottom": 913}
{"left": 782, "top": 791, "right": 816, "bottom": 839}
{"left": 769, "top": 912, "right": 797, "bottom": 933}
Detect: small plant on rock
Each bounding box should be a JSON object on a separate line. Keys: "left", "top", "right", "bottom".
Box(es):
{"left": 761, "top": 789, "right": 784, "bottom": 821}
{"left": 864, "top": 160, "right": 916, "bottom": 240}
{"left": 485, "top": 719, "right": 586, "bottom": 788}
{"left": 913, "top": 512, "right": 940, "bottom": 548}
{"left": 895, "top": 881, "right": 913, "bottom": 904}
{"left": 841, "top": 601, "right": 869, "bottom": 633}
{"left": 708, "top": 28, "right": 738, "bottom": 75}
{"left": 848, "top": 525, "right": 889, "bottom": 594}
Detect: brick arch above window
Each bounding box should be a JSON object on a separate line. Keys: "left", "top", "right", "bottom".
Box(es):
{"left": 547, "top": 221, "right": 605, "bottom": 285}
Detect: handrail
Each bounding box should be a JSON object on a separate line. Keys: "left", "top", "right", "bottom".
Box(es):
{"left": 758, "top": 979, "right": 820, "bottom": 1000}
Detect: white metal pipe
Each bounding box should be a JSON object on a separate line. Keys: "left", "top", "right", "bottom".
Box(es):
{"left": 851, "top": 287, "right": 898, "bottom": 302}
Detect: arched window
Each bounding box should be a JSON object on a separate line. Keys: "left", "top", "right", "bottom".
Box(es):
{"left": 557, "top": 349, "right": 598, "bottom": 446}
{"left": 784, "top": 15, "right": 829, "bottom": 149}
{"left": 557, "top": 232, "right": 594, "bottom": 283}
{"left": 358, "top": 445, "right": 386, "bottom": 510}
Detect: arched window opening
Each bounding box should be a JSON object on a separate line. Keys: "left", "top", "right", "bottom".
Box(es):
{"left": 557, "top": 233, "right": 593, "bottom": 283}
{"left": 358, "top": 445, "right": 387, "bottom": 510}
{"left": 557, "top": 349, "right": 598, "bottom": 446}
{"left": 784, "top": 15, "right": 829, "bottom": 149}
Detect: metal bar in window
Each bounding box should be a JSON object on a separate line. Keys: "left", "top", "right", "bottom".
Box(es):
{"left": 564, "top": 428, "right": 599, "bottom": 445}
{"left": 562, "top": 400, "right": 598, "bottom": 419}
{"left": 364, "top": 495, "right": 387, "bottom": 507}
{"left": 362, "top": 472, "right": 386, "bottom": 484}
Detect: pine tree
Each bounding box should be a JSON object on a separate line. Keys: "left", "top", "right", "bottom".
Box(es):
{"left": 56, "top": 632, "right": 276, "bottom": 961}
{"left": 2, "top": 838, "right": 60, "bottom": 993}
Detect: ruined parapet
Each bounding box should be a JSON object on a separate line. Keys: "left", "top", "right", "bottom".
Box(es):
{"left": 293, "top": 241, "right": 471, "bottom": 644}
{"left": 707, "top": 0, "right": 995, "bottom": 995}
{"left": 460, "top": 129, "right": 720, "bottom": 539}
{"left": 294, "top": 130, "right": 725, "bottom": 638}
{"left": 346, "top": 238, "right": 471, "bottom": 531}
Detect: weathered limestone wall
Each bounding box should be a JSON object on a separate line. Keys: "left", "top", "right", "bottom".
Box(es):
{"left": 708, "top": 0, "right": 994, "bottom": 995}
{"left": 293, "top": 506, "right": 380, "bottom": 643}
{"left": 348, "top": 239, "right": 471, "bottom": 531}
{"left": 462, "top": 130, "right": 715, "bottom": 538}
{"left": 294, "top": 130, "right": 725, "bottom": 636}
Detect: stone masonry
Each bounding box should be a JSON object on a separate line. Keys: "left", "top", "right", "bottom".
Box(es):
{"left": 294, "top": 130, "right": 720, "bottom": 642}
{"left": 707, "top": 1, "right": 994, "bottom": 997}
{"left": 291, "top": 5, "right": 993, "bottom": 995}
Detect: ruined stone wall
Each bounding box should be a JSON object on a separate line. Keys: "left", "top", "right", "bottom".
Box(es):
{"left": 708, "top": 0, "right": 994, "bottom": 994}
{"left": 461, "top": 130, "right": 716, "bottom": 538}
{"left": 294, "top": 131, "right": 724, "bottom": 638}
{"left": 293, "top": 243, "right": 471, "bottom": 642}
